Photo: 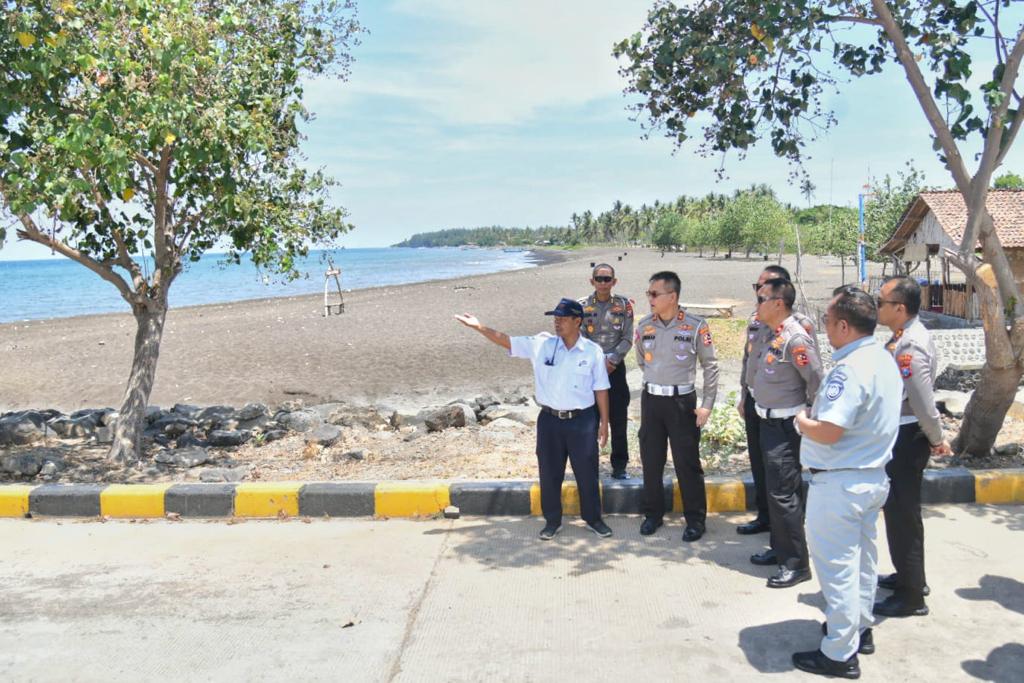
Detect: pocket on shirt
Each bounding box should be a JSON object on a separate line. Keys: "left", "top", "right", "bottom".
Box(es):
{"left": 571, "top": 367, "right": 592, "bottom": 389}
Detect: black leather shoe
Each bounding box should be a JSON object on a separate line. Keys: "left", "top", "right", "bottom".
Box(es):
{"left": 750, "top": 549, "right": 778, "bottom": 566}
{"left": 873, "top": 594, "right": 929, "bottom": 617}
{"left": 682, "top": 525, "right": 705, "bottom": 542}
{"left": 737, "top": 518, "right": 770, "bottom": 535}
{"left": 538, "top": 523, "right": 562, "bottom": 541}
{"left": 611, "top": 468, "right": 629, "bottom": 480}
{"left": 639, "top": 517, "right": 663, "bottom": 536}
{"left": 767, "top": 566, "right": 812, "bottom": 589}
{"left": 820, "top": 622, "right": 874, "bottom": 655}
{"left": 877, "top": 573, "right": 930, "bottom": 596}
{"left": 792, "top": 649, "right": 860, "bottom": 679}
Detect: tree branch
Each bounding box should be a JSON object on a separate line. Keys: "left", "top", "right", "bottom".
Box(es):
{"left": 77, "top": 166, "right": 145, "bottom": 289}
{"left": 825, "top": 15, "right": 883, "bottom": 27}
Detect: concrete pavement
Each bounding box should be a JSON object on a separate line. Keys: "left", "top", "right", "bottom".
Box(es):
{"left": 0, "top": 505, "right": 1021, "bottom": 681}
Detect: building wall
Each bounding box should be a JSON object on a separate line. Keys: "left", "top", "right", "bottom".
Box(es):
{"left": 905, "top": 212, "right": 957, "bottom": 250}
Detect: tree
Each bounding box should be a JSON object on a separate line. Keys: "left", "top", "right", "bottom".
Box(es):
{"left": 652, "top": 212, "right": 684, "bottom": 248}
{"left": 718, "top": 191, "right": 792, "bottom": 258}
{"left": 993, "top": 171, "right": 1024, "bottom": 188}
{"left": 615, "top": 0, "right": 1024, "bottom": 457}
{"left": 864, "top": 163, "right": 927, "bottom": 261}
{"left": 1, "top": 0, "right": 362, "bottom": 460}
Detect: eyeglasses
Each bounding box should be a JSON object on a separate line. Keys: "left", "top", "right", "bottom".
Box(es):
{"left": 756, "top": 295, "right": 782, "bottom": 305}
{"left": 751, "top": 283, "right": 762, "bottom": 291}
{"left": 646, "top": 290, "right": 672, "bottom": 299}
{"left": 875, "top": 297, "right": 902, "bottom": 307}
{"left": 593, "top": 275, "right": 614, "bottom": 283}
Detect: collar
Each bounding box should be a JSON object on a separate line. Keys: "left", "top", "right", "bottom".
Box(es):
{"left": 656, "top": 306, "right": 684, "bottom": 326}
{"left": 553, "top": 334, "right": 584, "bottom": 353}
{"left": 832, "top": 334, "right": 876, "bottom": 361}
{"left": 902, "top": 316, "right": 918, "bottom": 332}
{"left": 591, "top": 292, "right": 613, "bottom": 304}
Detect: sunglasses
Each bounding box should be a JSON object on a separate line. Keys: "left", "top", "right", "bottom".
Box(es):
{"left": 756, "top": 295, "right": 782, "bottom": 305}
{"left": 646, "top": 290, "right": 672, "bottom": 299}
{"left": 593, "top": 275, "right": 614, "bottom": 283}
{"left": 875, "top": 296, "right": 902, "bottom": 307}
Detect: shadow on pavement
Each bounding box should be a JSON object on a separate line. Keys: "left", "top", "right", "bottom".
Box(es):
{"left": 961, "top": 642, "right": 1024, "bottom": 683}
{"left": 958, "top": 504, "right": 1024, "bottom": 532}
{"left": 424, "top": 515, "right": 778, "bottom": 579}
{"left": 956, "top": 575, "right": 1024, "bottom": 616}
{"left": 737, "top": 618, "right": 820, "bottom": 673}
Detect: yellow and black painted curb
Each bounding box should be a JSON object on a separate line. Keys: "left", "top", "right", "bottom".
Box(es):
{"left": 0, "top": 468, "right": 1020, "bottom": 519}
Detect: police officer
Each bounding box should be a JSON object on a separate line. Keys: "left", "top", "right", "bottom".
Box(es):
{"left": 737, "top": 265, "right": 818, "bottom": 536}
{"left": 792, "top": 288, "right": 902, "bottom": 679}
{"left": 874, "top": 276, "right": 951, "bottom": 618}
{"left": 579, "top": 263, "right": 634, "bottom": 479}
{"left": 455, "top": 299, "right": 613, "bottom": 541}
{"left": 635, "top": 271, "right": 719, "bottom": 542}
{"left": 748, "top": 277, "right": 822, "bottom": 588}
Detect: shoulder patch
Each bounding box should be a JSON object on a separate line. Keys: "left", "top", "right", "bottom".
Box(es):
{"left": 677, "top": 310, "right": 685, "bottom": 321}
{"left": 793, "top": 345, "right": 809, "bottom": 367}
{"left": 897, "top": 353, "right": 913, "bottom": 378}
{"left": 824, "top": 378, "right": 844, "bottom": 401}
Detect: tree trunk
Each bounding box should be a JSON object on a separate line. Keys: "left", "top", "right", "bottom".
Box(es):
{"left": 841, "top": 254, "right": 846, "bottom": 283}
{"left": 953, "top": 362, "right": 1023, "bottom": 456}
{"left": 107, "top": 304, "right": 168, "bottom": 461}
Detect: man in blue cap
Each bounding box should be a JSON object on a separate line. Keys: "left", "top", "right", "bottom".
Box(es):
{"left": 456, "top": 298, "right": 613, "bottom": 540}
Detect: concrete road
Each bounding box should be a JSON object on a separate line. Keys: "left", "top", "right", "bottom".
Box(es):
{"left": 0, "top": 505, "right": 1021, "bottom": 682}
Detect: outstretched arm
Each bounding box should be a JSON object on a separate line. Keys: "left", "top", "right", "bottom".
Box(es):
{"left": 454, "top": 313, "right": 511, "bottom": 351}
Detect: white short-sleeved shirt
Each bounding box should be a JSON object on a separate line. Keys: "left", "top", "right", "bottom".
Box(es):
{"left": 801, "top": 335, "right": 901, "bottom": 471}
{"left": 509, "top": 333, "right": 610, "bottom": 410}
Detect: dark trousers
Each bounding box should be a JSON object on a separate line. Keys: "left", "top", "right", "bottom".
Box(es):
{"left": 536, "top": 407, "right": 602, "bottom": 526}
{"left": 760, "top": 417, "right": 808, "bottom": 570}
{"left": 743, "top": 393, "right": 769, "bottom": 523}
{"left": 608, "top": 362, "right": 631, "bottom": 470}
{"left": 639, "top": 391, "right": 706, "bottom": 526}
{"left": 883, "top": 423, "right": 931, "bottom": 603}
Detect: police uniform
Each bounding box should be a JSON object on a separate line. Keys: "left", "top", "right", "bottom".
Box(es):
{"left": 579, "top": 293, "right": 634, "bottom": 473}
{"left": 509, "top": 332, "right": 610, "bottom": 527}
{"left": 802, "top": 336, "right": 901, "bottom": 663}
{"left": 740, "top": 311, "right": 818, "bottom": 528}
{"left": 635, "top": 307, "right": 719, "bottom": 528}
{"left": 749, "top": 314, "right": 822, "bottom": 572}
{"left": 881, "top": 316, "right": 943, "bottom": 607}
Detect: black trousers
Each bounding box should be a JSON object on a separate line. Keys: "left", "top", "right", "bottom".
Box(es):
{"left": 536, "top": 407, "right": 602, "bottom": 526}
{"left": 883, "top": 423, "right": 931, "bottom": 603}
{"left": 608, "top": 362, "right": 631, "bottom": 470}
{"left": 760, "top": 416, "right": 808, "bottom": 570}
{"left": 743, "top": 393, "right": 769, "bottom": 524}
{"left": 639, "top": 391, "right": 706, "bottom": 526}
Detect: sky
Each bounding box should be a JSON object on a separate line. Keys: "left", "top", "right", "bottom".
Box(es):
{"left": 4, "top": 0, "right": 1024, "bottom": 259}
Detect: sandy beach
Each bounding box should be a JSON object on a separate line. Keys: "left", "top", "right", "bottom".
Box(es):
{"left": 0, "top": 248, "right": 855, "bottom": 413}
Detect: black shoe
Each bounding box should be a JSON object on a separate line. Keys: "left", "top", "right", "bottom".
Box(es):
{"left": 587, "top": 520, "right": 613, "bottom": 538}
{"left": 539, "top": 523, "right": 562, "bottom": 541}
{"left": 750, "top": 549, "right": 778, "bottom": 566}
{"left": 737, "top": 518, "right": 770, "bottom": 535}
{"left": 610, "top": 467, "right": 629, "bottom": 480}
{"left": 767, "top": 566, "right": 812, "bottom": 589}
{"left": 682, "top": 525, "right": 705, "bottom": 543}
{"left": 820, "top": 622, "right": 874, "bottom": 655}
{"left": 639, "top": 517, "right": 663, "bottom": 536}
{"left": 792, "top": 649, "right": 860, "bottom": 679}
{"left": 877, "top": 573, "right": 930, "bottom": 596}
{"left": 873, "top": 594, "right": 929, "bottom": 617}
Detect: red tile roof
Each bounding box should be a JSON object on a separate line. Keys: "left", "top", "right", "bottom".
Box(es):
{"left": 880, "top": 189, "right": 1024, "bottom": 253}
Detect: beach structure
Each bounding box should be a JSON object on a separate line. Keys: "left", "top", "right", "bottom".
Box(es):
{"left": 879, "top": 189, "right": 1024, "bottom": 320}
{"left": 323, "top": 257, "right": 345, "bottom": 316}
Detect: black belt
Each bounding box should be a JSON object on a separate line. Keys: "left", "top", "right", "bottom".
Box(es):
{"left": 540, "top": 405, "right": 593, "bottom": 420}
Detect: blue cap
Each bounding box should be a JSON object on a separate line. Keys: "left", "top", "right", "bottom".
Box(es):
{"left": 544, "top": 298, "right": 584, "bottom": 317}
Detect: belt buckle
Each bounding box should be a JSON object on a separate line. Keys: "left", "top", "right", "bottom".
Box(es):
{"left": 557, "top": 409, "right": 570, "bottom": 419}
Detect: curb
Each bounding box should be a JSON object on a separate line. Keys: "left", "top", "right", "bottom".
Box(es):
{"left": 1, "top": 468, "right": 1021, "bottom": 519}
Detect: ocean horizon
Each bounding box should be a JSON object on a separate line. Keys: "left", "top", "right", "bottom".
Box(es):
{"left": 0, "top": 247, "right": 540, "bottom": 323}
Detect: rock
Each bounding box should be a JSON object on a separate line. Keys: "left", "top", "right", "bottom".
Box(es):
{"left": 500, "top": 390, "right": 531, "bottom": 406}
{"left": 1, "top": 453, "right": 45, "bottom": 476}
{"left": 423, "top": 405, "right": 466, "bottom": 432}
{"left": 175, "top": 431, "right": 207, "bottom": 448}
{"left": 237, "top": 402, "right": 270, "bottom": 421}
{"left": 39, "top": 461, "right": 60, "bottom": 477}
{"left": 333, "top": 448, "right": 366, "bottom": 462}
{"left": 262, "top": 429, "right": 288, "bottom": 444}
{"left": 935, "top": 391, "right": 969, "bottom": 418}
{"left": 305, "top": 424, "right": 343, "bottom": 447}
{"left": 474, "top": 394, "right": 501, "bottom": 411}
{"left": 154, "top": 446, "right": 210, "bottom": 467}
{"left": 0, "top": 411, "right": 47, "bottom": 446}
{"left": 278, "top": 409, "right": 323, "bottom": 433}
{"left": 994, "top": 442, "right": 1020, "bottom": 456}
{"left": 47, "top": 415, "right": 98, "bottom": 438}
{"left": 447, "top": 403, "right": 478, "bottom": 426}
{"left": 98, "top": 410, "right": 119, "bottom": 427}
{"left": 198, "top": 466, "right": 247, "bottom": 483}
{"left": 145, "top": 406, "right": 165, "bottom": 425}
{"left": 94, "top": 427, "right": 114, "bottom": 444}
{"left": 207, "top": 429, "right": 251, "bottom": 447}
{"left": 443, "top": 505, "right": 460, "bottom": 519}
{"left": 480, "top": 405, "right": 535, "bottom": 425}
{"left": 197, "top": 405, "right": 238, "bottom": 429}
{"left": 152, "top": 414, "right": 199, "bottom": 437}
{"left": 308, "top": 402, "right": 348, "bottom": 423}
{"left": 403, "top": 429, "right": 424, "bottom": 443}
{"left": 279, "top": 399, "right": 305, "bottom": 412}
{"left": 484, "top": 417, "right": 526, "bottom": 431}
{"left": 171, "top": 404, "right": 203, "bottom": 419}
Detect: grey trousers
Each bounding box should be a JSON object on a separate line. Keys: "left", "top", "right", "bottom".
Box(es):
{"left": 805, "top": 467, "right": 890, "bottom": 662}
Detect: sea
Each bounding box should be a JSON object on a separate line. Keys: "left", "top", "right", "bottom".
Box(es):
{"left": 0, "top": 247, "right": 540, "bottom": 323}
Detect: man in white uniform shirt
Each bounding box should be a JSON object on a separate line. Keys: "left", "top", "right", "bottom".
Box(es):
{"left": 791, "top": 287, "right": 902, "bottom": 679}
{"left": 455, "top": 298, "right": 612, "bottom": 541}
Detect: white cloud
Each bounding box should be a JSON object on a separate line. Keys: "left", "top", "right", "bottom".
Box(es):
{"left": 348, "top": 0, "right": 652, "bottom": 125}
